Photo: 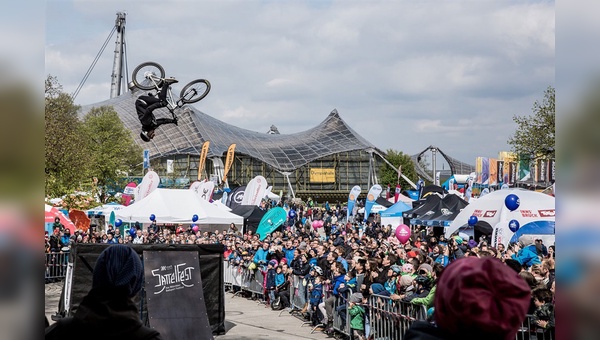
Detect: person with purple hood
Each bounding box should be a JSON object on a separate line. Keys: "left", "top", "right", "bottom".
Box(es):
{"left": 404, "top": 257, "right": 531, "bottom": 340}
{"left": 467, "top": 235, "right": 478, "bottom": 249}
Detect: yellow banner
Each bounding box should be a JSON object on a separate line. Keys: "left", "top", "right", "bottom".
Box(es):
{"left": 197, "top": 141, "right": 210, "bottom": 180}
{"left": 310, "top": 168, "right": 336, "bottom": 183}
{"left": 222, "top": 143, "right": 236, "bottom": 182}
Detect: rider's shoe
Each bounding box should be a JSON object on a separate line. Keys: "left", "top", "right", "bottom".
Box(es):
{"left": 163, "top": 77, "right": 179, "bottom": 85}
{"left": 173, "top": 117, "right": 178, "bottom": 126}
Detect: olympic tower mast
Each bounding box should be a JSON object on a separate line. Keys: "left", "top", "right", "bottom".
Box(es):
{"left": 110, "top": 12, "right": 126, "bottom": 98}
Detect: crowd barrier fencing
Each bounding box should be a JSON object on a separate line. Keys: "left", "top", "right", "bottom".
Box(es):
{"left": 222, "top": 262, "right": 554, "bottom": 340}
{"left": 45, "top": 252, "right": 70, "bottom": 281}
{"left": 223, "top": 261, "right": 266, "bottom": 302}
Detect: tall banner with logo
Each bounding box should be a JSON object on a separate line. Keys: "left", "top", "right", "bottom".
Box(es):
{"left": 363, "top": 184, "right": 382, "bottom": 222}
{"left": 347, "top": 185, "right": 361, "bottom": 221}
{"left": 548, "top": 159, "right": 555, "bottom": 182}
{"left": 537, "top": 159, "right": 547, "bottom": 183}
{"left": 222, "top": 143, "right": 236, "bottom": 183}
{"left": 497, "top": 160, "right": 505, "bottom": 184}
{"left": 190, "top": 180, "right": 215, "bottom": 201}
{"left": 197, "top": 141, "right": 210, "bottom": 180}
{"left": 122, "top": 182, "right": 137, "bottom": 206}
{"left": 394, "top": 184, "right": 401, "bottom": 203}
{"left": 509, "top": 162, "right": 517, "bottom": 184}
{"left": 135, "top": 170, "right": 160, "bottom": 202}
{"left": 143, "top": 251, "right": 212, "bottom": 340}
{"left": 167, "top": 159, "right": 174, "bottom": 174}
{"left": 519, "top": 157, "right": 531, "bottom": 181}
{"left": 481, "top": 158, "right": 490, "bottom": 185}
{"left": 489, "top": 158, "right": 498, "bottom": 186}
{"left": 226, "top": 185, "right": 246, "bottom": 209}
{"left": 143, "top": 149, "right": 150, "bottom": 169}
{"left": 435, "top": 172, "right": 440, "bottom": 186}
{"left": 476, "top": 157, "right": 483, "bottom": 184}
{"left": 241, "top": 176, "right": 267, "bottom": 206}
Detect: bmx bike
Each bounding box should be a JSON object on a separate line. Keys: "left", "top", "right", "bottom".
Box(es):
{"left": 131, "top": 61, "right": 211, "bottom": 113}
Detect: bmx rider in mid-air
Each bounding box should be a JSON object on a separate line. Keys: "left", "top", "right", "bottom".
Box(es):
{"left": 136, "top": 77, "right": 179, "bottom": 142}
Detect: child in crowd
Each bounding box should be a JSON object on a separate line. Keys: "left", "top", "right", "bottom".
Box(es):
{"left": 384, "top": 265, "right": 402, "bottom": 295}
{"left": 531, "top": 288, "right": 555, "bottom": 335}
{"left": 309, "top": 275, "right": 325, "bottom": 326}
{"left": 266, "top": 260, "right": 278, "bottom": 304}
{"left": 348, "top": 292, "right": 366, "bottom": 340}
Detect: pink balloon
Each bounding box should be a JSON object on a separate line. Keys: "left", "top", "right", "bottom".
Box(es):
{"left": 313, "top": 220, "right": 323, "bottom": 228}
{"left": 395, "top": 224, "right": 411, "bottom": 244}
{"left": 192, "top": 225, "right": 199, "bottom": 232}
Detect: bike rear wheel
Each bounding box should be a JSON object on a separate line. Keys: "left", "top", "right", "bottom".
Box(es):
{"left": 132, "top": 62, "right": 165, "bottom": 90}
{"left": 179, "top": 79, "right": 211, "bottom": 104}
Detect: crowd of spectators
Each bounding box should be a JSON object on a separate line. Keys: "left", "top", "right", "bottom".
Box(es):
{"left": 45, "top": 201, "right": 556, "bottom": 339}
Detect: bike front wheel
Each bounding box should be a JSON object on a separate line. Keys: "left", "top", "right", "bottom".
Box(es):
{"left": 180, "top": 79, "right": 211, "bottom": 104}
{"left": 132, "top": 62, "right": 165, "bottom": 90}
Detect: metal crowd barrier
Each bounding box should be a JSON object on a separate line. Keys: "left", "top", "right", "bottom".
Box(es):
{"left": 516, "top": 315, "right": 554, "bottom": 340}
{"left": 222, "top": 260, "right": 266, "bottom": 300}
{"left": 45, "top": 252, "right": 70, "bottom": 281}
{"left": 221, "top": 264, "right": 554, "bottom": 340}
{"left": 368, "top": 294, "right": 427, "bottom": 340}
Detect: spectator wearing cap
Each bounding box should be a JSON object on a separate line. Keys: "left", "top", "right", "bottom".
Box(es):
{"left": 45, "top": 245, "right": 162, "bottom": 339}
{"left": 401, "top": 263, "right": 434, "bottom": 304}
{"left": 508, "top": 235, "right": 542, "bottom": 268}
{"left": 385, "top": 265, "right": 402, "bottom": 295}
{"left": 404, "top": 257, "right": 531, "bottom": 340}
{"left": 266, "top": 260, "right": 278, "bottom": 304}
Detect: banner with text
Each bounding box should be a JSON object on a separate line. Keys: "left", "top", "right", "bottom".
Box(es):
{"left": 198, "top": 141, "right": 210, "bottom": 180}
{"left": 310, "top": 168, "right": 336, "bottom": 183}
{"left": 143, "top": 250, "right": 213, "bottom": 340}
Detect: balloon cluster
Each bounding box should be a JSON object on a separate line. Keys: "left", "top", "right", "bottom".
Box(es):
{"left": 312, "top": 220, "right": 323, "bottom": 230}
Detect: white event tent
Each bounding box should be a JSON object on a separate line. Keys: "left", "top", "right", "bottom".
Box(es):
{"left": 116, "top": 188, "right": 242, "bottom": 228}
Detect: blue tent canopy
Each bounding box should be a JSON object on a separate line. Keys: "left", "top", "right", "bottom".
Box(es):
{"left": 509, "top": 220, "right": 555, "bottom": 243}
{"left": 379, "top": 201, "right": 412, "bottom": 217}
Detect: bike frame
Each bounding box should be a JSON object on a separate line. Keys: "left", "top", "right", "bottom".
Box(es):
{"left": 144, "top": 73, "right": 184, "bottom": 112}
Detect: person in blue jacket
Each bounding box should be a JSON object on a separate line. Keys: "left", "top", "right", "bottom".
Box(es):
{"left": 509, "top": 235, "right": 542, "bottom": 268}
{"left": 253, "top": 241, "right": 271, "bottom": 267}
{"left": 320, "top": 263, "right": 347, "bottom": 333}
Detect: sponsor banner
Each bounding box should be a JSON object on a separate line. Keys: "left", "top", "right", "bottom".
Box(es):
{"left": 537, "top": 159, "right": 548, "bottom": 183}
{"left": 475, "top": 157, "right": 483, "bottom": 184}
{"left": 481, "top": 158, "right": 490, "bottom": 185}
{"left": 222, "top": 144, "right": 236, "bottom": 183}
{"left": 519, "top": 157, "right": 531, "bottom": 181}
{"left": 538, "top": 209, "right": 556, "bottom": 218}
{"left": 519, "top": 210, "right": 539, "bottom": 218}
{"left": 548, "top": 159, "right": 555, "bottom": 182}
{"left": 143, "top": 149, "right": 150, "bottom": 169}
{"left": 122, "top": 182, "right": 137, "bottom": 206}
{"left": 489, "top": 159, "right": 498, "bottom": 185}
{"left": 135, "top": 170, "right": 160, "bottom": 202}
{"left": 363, "top": 184, "right": 382, "bottom": 222}
{"left": 198, "top": 141, "right": 210, "bottom": 180}
{"left": 241, "top": 176, "right": 268, "bottom": 206}
{"left": 435, "top": 172, "right": 440, "bottom": 186}
{"left": 509, "top": 162, "right": 517, "bottom": 184}
{"left": 394, "top": 184, "right": 401, "bottom": 203}
{"left": 144, "top": 251, "right": 212, "bottom": 340}
{"left": 226, "top": 185, "right": 246, "bottom": 209}
{"left": 167, "top": 159, "right": 174, "bottom": 174}
{"left": 309, "top": 168, "right": 336, "bottom": 183}
{"left": 347, "top": 185, "right": 361, "bottom": 221}
{"left": 190, "top": 180, "right": 215, "bottom": 201}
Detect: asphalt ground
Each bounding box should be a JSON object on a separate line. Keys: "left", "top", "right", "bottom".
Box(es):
{"left": 45, "top": 282, "right": 330, "bottom": 339}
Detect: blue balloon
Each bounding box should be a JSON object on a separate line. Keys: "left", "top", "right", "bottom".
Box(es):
{"left": 508, "top": 219, "right": 520, "bottom": 232}
{"left": 115, "top": 219, "right": 123, "bottom": 227}
{"left": 505, "top": 194, "right": 520, "bottom": 211}
{"left": 192, "top": 214, "right": 199, "bottom": 222}
{"left": 129, "top": 227, "right": 136, "bottom": 237}
{"left": 288, "top": 209, "right": 296, "bottom": 218}
{"left": 149, "top": 214, "right": 156, "bottom": 221}
{"left": 468, "top": 215, "right": 478, "bottom": 226}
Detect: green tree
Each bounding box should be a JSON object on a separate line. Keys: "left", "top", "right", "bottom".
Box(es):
{"left": 378, "top": 149, "right": 418, "bottom": 191}
{"left": 508, "top": 86, "right": 555, "bottom": 161}
{"left": 81, "top": 106, "right": 143, "bottom": 203}
{"left": 45, "top": 75, "right": 90, "bottom": 196}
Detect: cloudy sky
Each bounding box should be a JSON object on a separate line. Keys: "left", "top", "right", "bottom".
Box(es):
{"left": 46, "top": 0, "right": 554, "bottom": 166}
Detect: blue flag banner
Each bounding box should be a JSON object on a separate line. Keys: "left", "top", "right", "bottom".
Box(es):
{"left": 363, "top": 184, "right": 382, "bottom": 222}
{"left": 347, "top": 185, "right": 361, "bottom": 221}
{"left": 143, "top": 149, "right": 150, "bottom": 169}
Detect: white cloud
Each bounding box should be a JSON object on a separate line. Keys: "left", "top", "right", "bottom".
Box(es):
{"left": 45, "top": 0, "right": 555, "bottom": 164}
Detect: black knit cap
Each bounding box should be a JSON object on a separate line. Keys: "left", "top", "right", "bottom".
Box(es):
{"left": 92, "top": 245, "right": 144, "bottom": 297}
